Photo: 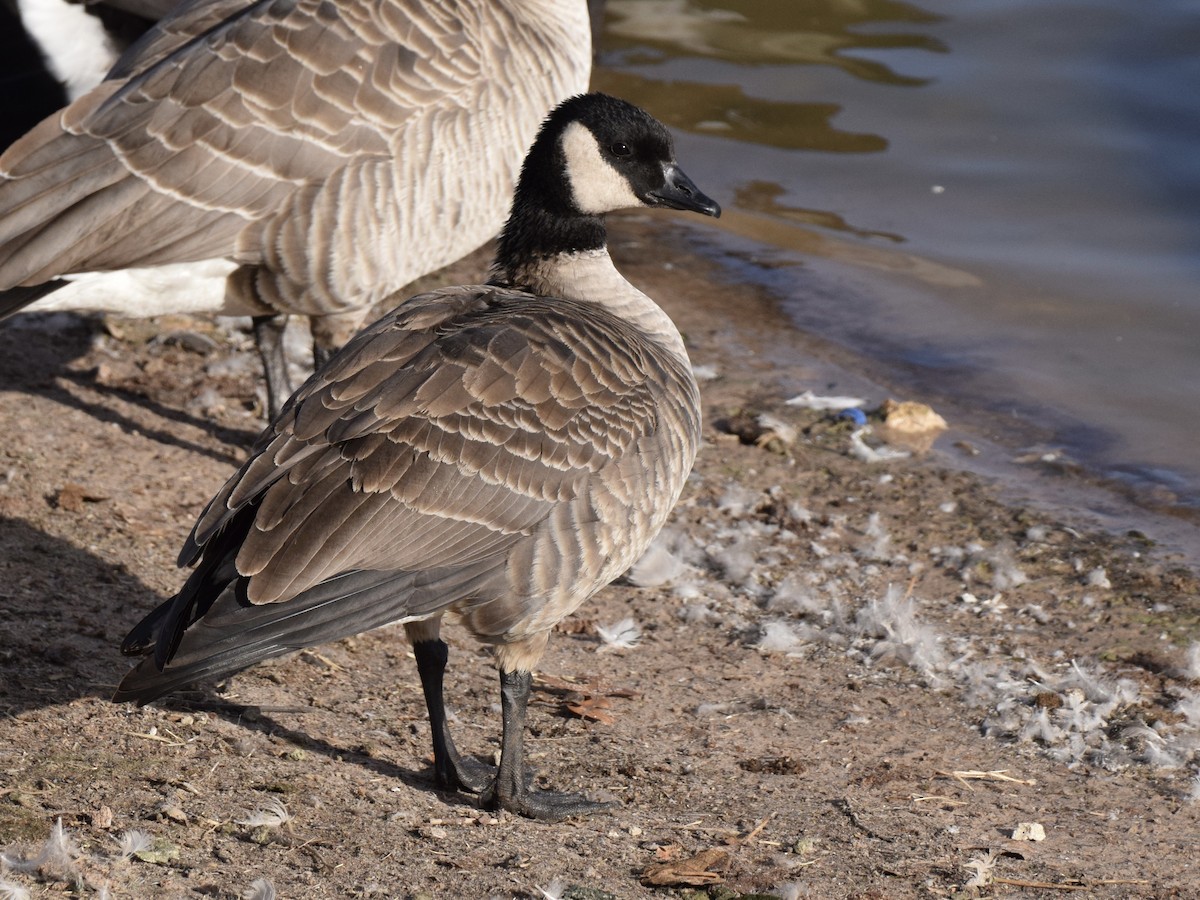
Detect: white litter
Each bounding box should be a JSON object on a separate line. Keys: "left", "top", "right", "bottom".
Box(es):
{"left": 962, "top": 849, "right": 998, "bottom": 888}
{"left": 0, "top": 819, "right": 79, "bottom": 880}
{"left": 785, "top": 390, "right": 866, "bottom": 411}
{"left": 243, "top": 879, "right": 276, "bottom": 900}
{"left": 627, "top": 537, "right": 686, "bottom": 587}
{"left": 848, "top": 427, "right": 909, "bottom": 463}
{"left": 235, "top": 798, "right": 292, "bottom": 829}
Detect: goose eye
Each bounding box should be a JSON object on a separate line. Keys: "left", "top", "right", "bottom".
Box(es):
{"left": 609, "top": 142, "right": 632, "bottom": 158}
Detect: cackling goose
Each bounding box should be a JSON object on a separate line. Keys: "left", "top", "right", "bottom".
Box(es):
{"left": 113, "top": 92, "right": 721, "bottom": 820}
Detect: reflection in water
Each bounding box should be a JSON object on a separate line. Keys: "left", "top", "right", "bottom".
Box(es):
{"left": 735, "top": 181, "right": 903, "bottom": 243}
{"left": 716, "top": 206, "right": 980, "bottom": 289}
{"left": 605, "top": 0, "right": 944, "bottom": 84}
{"left": 592, "top": 69, "right": 885, "bottom": 153}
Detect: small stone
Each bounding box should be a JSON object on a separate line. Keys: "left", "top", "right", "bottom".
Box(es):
{"left": 1034, "top": 691, "right": 1063, "bottom": 709}
{"left": 161, "top": 805, "right": 188, "bottom": 825}
{"left": 134, "top": 838, "right": 180, "bottom": 865}
{"left": 1011, "top": 822, "right": 1046, "bottom": 841}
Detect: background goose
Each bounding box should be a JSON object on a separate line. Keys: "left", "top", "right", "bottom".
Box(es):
{"left": 0, "top": 0, "right": 592, "bottom": 417}
{"left": 113, "top": 92, "right": 720, "bottom": 820}
{"left": 1, "top": 0, "right": 154, "bottom": 149}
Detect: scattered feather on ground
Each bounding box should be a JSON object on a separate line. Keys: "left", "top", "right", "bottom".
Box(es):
{"left": 243, "top": 879, "right": 276, "bottom": 900}
{"left": 596, "top": 618, "right": 642, "bottom": 651}
{"left": 236, "top": 798, "right": 293, "bottom": 829}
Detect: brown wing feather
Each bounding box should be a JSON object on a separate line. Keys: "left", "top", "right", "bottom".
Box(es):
{"left": 115, "top": 281, "right": 698, "bottom": 700}
{"left": 0, "top": 0, "right": 486, "bottom": 285}
{"left": 183, "top": 284, "right": 695, "bottom": 616}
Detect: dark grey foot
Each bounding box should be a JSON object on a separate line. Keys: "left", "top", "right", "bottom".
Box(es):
{"left": 484, "top": 668, "right": 618, "bottom": 820}
{"left": 480, "top": 781, "right": 617, "bottom": 821}
{"left": 438, "top": 751, "right": 536, "bottom": 797}
{"left": 437, "top": 749, "right": 494, "bottom": 795}
{"left": 412, "top": 638, "right": 495, "bottom": 795}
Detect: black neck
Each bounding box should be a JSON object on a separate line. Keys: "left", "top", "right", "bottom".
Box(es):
{"left": 491, "top": 131, "right": 608, "bottom": 286}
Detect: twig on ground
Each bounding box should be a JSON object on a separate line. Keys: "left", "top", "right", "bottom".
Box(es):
{"left": 911, "top": 794, "right": 967, "bottom": 806}
{"left": 943, "top": 769, "right": 1036, "bottom": 789}
{"left": 833, "top": 798, "right": 895, "bottom": 842}
{"left": 737, "top": 815, "right": 771, "bottom": 845}
{"left": 124, "top": 729, "right": 187, "bottom": 747}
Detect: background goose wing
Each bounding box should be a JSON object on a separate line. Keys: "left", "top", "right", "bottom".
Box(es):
{"left": 107, "top": 0, "right": 283, "bottom": 78}
{"left": 0, "top": 0, "right": 488, "bottom": 285}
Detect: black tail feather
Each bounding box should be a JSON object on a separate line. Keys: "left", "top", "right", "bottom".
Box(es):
{"left": 0, "top": 281, "right": 67, "bottom": 319}
{"left": 112, "top": 561, "right": 505, "bottom": 706}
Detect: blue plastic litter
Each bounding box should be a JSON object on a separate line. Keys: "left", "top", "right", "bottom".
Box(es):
{"left": 838, "top": 408, "right": 868, "bottom": 426}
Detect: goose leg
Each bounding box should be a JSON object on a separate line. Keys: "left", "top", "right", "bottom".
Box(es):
{"left": 482, "top": 668, "right": 616, "bottom": 821}
{"left": 310, "top": 309, "right": 369, "bottom": 370}
{"left": 251, "top": 313, "right": 292, "bottom": 419}
{"left": 411, "top": 639, "right": 493, "bottom": 794}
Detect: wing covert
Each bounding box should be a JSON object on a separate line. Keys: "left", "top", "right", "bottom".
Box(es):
{"left": 183, "top": 286, "right": 679, "bottom": 605}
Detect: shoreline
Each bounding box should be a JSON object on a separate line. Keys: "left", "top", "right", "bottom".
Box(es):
{"left": 638, "top": 213, "right": 1200, "bottom": 571}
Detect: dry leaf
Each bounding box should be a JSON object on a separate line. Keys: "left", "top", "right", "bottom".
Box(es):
{"left": 554, "top": 618, "right": 595, "bottom": 635}
{"left": 566, "top": 695, "right": 615, "bottom": 725}
{"left": 641, "top": 847, "right": 730, "bottom": 886}
{"left": 55, "top": 483, "right": 108, "bottom": 512}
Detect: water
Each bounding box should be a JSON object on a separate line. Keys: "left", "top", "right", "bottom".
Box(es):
{"left": 593, "top": 0, "right": 1200, "bottom": 519}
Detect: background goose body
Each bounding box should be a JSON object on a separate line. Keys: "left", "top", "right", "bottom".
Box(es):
{"left": 0, "top": 0, "right": 592, "bottom": 415}
{"left": 114, "top": 93, "right": 721, "bottom": 819}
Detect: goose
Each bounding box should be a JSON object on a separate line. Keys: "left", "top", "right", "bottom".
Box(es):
{"left": 0, "top": 0, "right": 593, "bottom": 417}
{"left": 1, "top": 0, "right": 153, "bottom": 149}
{"left": 112, "top": 92, "right": 721, "bottom": 819}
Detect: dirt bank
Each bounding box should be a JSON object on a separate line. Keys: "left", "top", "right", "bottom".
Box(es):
{"left": 1, "top": 217, "right": 1197, "bottom": 898}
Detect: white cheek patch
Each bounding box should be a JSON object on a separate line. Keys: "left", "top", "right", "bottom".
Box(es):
{"left": 560, "top": 122, "right": 644, "bottom": 214}
{"left": 18, "top": 0, "right": 118, "bottom": 100}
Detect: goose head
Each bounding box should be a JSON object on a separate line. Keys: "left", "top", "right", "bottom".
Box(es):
{"left": 496, "top": 93, "right": 720, "bottom": 273}
{"left": 555, "top": 94, "right": 722, "bottom": 218}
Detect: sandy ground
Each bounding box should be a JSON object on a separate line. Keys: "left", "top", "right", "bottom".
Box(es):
{"left": 0, "top": 217, "right": 1198, "bottom": 899}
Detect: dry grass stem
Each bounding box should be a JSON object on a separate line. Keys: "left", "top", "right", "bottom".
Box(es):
{"left": 944, "top": 769, "right": 1036, "bottom": 788}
